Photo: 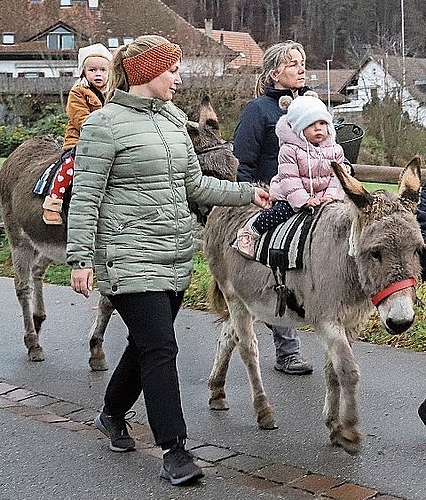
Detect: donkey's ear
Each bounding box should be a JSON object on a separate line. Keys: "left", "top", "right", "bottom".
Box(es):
{"left": 398, "top": 156, "right": 422, "bottom": 213}
{"left": 199, "top": 94, "right": 219, "bottom": 129}
{"left": 331, "top": 161, "right": 374, "bottom": 211}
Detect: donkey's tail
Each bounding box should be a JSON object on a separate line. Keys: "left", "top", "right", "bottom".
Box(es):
{"left": 208, "top": 278, "right": 230, "bottom": 321}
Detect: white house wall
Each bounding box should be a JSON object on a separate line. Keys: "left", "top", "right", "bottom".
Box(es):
{"left": 355, "top": 60, "right": 426, "bottom": 127}
{"left": 1, "top": 59, "right": 78, "bottom": 77}
{"left": 0, "top": 56, "right": 225, "bottom": 79}
{"left": 356, "top": 61, "right": 399, "bottom": 102}
{"left": 180, "top": 56, "right": 225, "bottom": 77}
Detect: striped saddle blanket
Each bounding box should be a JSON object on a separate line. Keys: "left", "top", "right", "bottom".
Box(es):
{"left": 252, "top": 209, "right": 316, "bottom": 270}
{"left": 33, "top": 160, "right": 59, "bottom": 195}
{"left": 33, "top": 148, "right": 74, "bottom": 196}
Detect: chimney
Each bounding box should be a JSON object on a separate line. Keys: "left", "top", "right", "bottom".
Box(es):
{"left": 204, "top": 18, "right": 213, "bottom": 38}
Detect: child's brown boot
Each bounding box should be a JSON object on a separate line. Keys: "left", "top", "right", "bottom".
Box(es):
{"left": 42, "top": 196, "right": 63, "bottom": 225}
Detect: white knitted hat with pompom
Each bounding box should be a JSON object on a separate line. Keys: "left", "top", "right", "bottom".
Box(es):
{"left": 285, "top": 95, "right": 332, "bottom": 136}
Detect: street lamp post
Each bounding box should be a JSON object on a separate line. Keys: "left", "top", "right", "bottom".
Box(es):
{"left": 401, "top": 0, "right": 406, "bottom": 92}
{"left": 326, "top": 59, "right": 332, "bottom": 112}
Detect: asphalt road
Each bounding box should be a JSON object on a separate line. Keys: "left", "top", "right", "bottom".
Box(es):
{"left": 0, "top": 277, "right": 426, "bottom": 499}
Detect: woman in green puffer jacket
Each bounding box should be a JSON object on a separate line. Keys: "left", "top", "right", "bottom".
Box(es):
{"left": 66, "top": 34, "right": 270, "bottom": 486}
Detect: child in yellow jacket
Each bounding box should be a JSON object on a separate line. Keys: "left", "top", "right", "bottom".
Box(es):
{"left": 43, "top": 43, "right": 112, "bottom": 225}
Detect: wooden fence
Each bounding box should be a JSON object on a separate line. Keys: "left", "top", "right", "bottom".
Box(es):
{"left": 353, "top": 164, "right": 426, "bottom": 184}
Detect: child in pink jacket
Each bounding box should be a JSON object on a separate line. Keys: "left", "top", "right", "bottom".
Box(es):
{"left": 237, "top": 95, "right": 345, "bottom": 258}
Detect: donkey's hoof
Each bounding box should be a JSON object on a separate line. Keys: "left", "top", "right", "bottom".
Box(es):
{"left": 89, "top": 357, "right": 109, "bottom": 371}
{"left": 209, "top": 398, "right": 229, "bottom": 411}
{"left": 330, "top": 428, "right": 362, "bottom": 455}
{"left": 28, "top": 346, "right": 44, "bottom": 362}
{"left": 257, "top": 407, "right": 278, "bottom": 429}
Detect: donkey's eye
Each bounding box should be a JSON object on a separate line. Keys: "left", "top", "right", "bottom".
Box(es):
{"left": 371, "top": 250, "right": 382, "bottom": 262}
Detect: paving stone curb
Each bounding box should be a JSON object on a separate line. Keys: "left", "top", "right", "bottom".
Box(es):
{"left": 0, "top": 380, "right": 405, "bottom": 500}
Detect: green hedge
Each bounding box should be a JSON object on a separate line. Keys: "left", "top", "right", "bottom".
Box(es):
{"left": 0, "top": 125, "right": 32, "bottom": 157}
{"left": 0, "top": 109, "right": 67, "bottom": 157}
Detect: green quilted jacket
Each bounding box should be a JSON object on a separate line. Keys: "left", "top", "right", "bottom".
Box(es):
{"left": 66, "top": 89, "right": 254, "bottom": 295}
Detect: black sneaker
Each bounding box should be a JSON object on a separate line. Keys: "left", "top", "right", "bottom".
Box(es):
{"left": 419, "top": 399, "right": 426, "bottom": 425}
{"left": 160, "top": 440, "right": 204, "bottom": 485}
{"left": 94, "top": 411, "right": 136, "bottom": 452}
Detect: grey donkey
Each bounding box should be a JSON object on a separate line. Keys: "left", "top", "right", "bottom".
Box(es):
{"left": 204, "top": 157, "right": 424, "bottom": 454}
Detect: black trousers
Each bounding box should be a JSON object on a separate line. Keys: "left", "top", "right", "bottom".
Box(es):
{"left": 105, "top": 290, "right": 187, "bottom": 448}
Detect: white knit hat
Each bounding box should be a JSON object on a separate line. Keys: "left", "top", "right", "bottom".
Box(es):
{"left": 77, "top": 43, "right": 113, "bottom": 76}
{"left": 286, "top": 96, "right": 333, "bottom": 136}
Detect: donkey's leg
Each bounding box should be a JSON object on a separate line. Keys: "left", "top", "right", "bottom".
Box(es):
{"left": 232, "top": 300, "right": 276, "bottom": 429}
{"left": 12, "top": 243, "right": 45, "bottom": 361}
{"left": 322, "top": 324, "right": 361, "bottom": 454}
{"left": 88, "top": 295, "right": 113, "bottom": 371}
{"left": 31, "top": 254, "right": 52, "bottom": 334}
{"left": 208, "top": 318, "right": 236, "bottom": 411}
{"left": 323, "top": 355, "right": 341, "bottom": 432}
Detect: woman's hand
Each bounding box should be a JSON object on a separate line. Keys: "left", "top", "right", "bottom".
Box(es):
{"left": 71, "top": 268, "right": 93, "bottom": 298}
{"left": 254, "top": 187, "right": 272, "bottom": 208}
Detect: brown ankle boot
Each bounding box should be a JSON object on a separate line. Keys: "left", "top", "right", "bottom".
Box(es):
{"left": 42, "top": 196, "right": 63, "bottom": 225}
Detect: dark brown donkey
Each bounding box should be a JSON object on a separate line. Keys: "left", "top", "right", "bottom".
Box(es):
{"left": 0, "top": 95, "right": 235, "bottom": 370}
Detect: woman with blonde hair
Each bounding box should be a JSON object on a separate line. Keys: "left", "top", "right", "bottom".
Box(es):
{"left": 66, "top": 34, "right": 269, "bottom": 486}
{"left": 233, "top": 40, "right": 314, "bottom": 376}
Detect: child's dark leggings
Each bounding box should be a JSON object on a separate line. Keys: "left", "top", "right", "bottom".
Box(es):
{"left": 252, "top": 200, "right": 294, "bottom": 234}
{"left": 105, "top": 290, "right": 187, "bottom": 450}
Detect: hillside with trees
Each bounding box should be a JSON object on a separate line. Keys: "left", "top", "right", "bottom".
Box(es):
{"left": 164, "top": 0, "right": 426, "bottom": 68}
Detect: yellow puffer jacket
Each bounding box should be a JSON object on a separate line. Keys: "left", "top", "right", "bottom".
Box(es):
{"left": 63, "top": 85, "right": 104, "bottom": 149}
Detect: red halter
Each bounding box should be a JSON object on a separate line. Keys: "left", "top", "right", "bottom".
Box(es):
{"left": 371, "top": 278, "right": 417, "bottom": 307}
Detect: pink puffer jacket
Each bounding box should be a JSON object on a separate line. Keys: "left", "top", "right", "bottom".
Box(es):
{"left": 270, "top": 116, "right": 345, "bottom": 210}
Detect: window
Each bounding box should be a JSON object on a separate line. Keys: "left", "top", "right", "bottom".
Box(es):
{"left": 29, "top": 0, "right": 43, "bottom": 3}
{"left": 60, "top": 71, "right": 74, "bottom": 77}
{"left": 415, "top": 81, "right": 426, "bottom": 94}
{"left": 123, "top": 37, "right": 134, "bottom": 46}
{"left": 2, "top": 33, "right": 15, "bottom": 45}
{"left": 17, "top": 72, "right": 45, "bottom": 78}
{"left": 47, "top": 27, "right": 75, "bottom": 50}
{"left": 88, "top": 0, "right": 99, "bottom": 8}
{"left": 108, "top": 38, "right": 119, "bottom": 49}
{"left": 60, "top": 0, "right": 72, "bottom": 6}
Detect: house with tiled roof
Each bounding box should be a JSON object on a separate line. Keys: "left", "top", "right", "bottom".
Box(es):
{"left": 0, "top": 0, "right": 236, "bottom": 79}
{"left": 336, "top": 54, "right": 426, "bottom": 126}
{"left": 305, "top": 69, "right": 355, "bottom": 106}
{"left": 198, "top": 20, "right": 263, "bottom": 72}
